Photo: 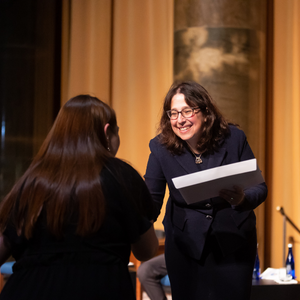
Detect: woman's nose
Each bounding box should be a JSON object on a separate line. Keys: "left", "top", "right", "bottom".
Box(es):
{"left": 177, "top": 113, "right": 186, "bottom": 123}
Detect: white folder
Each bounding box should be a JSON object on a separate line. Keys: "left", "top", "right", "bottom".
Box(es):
{"left": 172, "top": 159, "right": 265, "bottom": 204}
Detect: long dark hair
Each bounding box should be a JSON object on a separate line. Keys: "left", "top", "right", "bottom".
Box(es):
{"left": 0, "top": 95, "right": 118, "bottom": 238}
{"left": 159, "top": 81, "right": 230, "bottom": 155}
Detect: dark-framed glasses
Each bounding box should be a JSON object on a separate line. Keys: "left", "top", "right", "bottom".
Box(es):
{"left": 166, "top": 107, "right": 199, "bottom": 120}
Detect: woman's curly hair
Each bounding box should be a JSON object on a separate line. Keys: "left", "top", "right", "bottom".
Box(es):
{"left": 159, "top": 81, "right": 230, "bottom": 155}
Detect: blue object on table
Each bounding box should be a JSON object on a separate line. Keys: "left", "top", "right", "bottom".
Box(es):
{"left": 1, "top": 261, "right": 15, "bottom": 275}
{"left": 160, "top": 274, "right": 170, "bottom": 286}
{"left": 252, "top": 247, "right": 260, "bottom": 280}
{"left": 286, "top": 243, "right": 295, "bottom": 279}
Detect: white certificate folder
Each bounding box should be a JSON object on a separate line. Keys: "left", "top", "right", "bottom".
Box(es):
{"left": 172, "top": 159, "right": 265, "bottom": 204}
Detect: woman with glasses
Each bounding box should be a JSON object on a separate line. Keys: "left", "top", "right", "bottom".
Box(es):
{"left": 144, "top": 81, "right": 267, "bottom": 300}
{"left": 0, "top": 95, "right": 158, "bottom": 300}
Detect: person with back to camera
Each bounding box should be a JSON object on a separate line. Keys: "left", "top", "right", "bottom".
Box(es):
{"left": 144, "top": 81, "right": 268, "bottom": 300}
{"left": 0, "top": 95, "right": 158, "bottom": 300}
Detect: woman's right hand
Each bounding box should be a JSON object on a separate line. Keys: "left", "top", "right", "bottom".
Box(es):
{"left": 219, "top": 185, "right": 245, "bottom": 206}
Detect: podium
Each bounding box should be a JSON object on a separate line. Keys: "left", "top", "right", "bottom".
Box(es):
{"left": 251, "top": 279, "right": 300, "bottom": 300}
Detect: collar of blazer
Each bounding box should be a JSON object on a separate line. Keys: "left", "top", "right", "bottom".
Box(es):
{"left": 173, "top": 147, "right": 227, "bottom": 174}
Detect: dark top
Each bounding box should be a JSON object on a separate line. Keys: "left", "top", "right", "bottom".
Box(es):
{"left": 145, "top": 125, "right": 268, "bottom": 259}
{"left": 1, "top": 158, "right": 155, "bottom": 300}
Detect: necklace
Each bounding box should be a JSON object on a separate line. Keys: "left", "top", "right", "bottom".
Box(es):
{"left": 192, "top": 152, "right": 202, "bottom": 164}
{"left": 186, "top": 142, "right": 202, "bottom": 164}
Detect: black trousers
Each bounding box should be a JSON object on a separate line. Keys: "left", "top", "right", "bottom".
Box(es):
{"left": 165, "top": 228, "right": 257, "bottom": 300}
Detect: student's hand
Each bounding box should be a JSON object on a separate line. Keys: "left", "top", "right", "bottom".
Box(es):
{"left": 219, "top": 185, "right": 245, "bottom": 206}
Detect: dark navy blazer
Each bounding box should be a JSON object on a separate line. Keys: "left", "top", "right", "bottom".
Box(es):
{"left": 144, "top": 125, "right": 268, "bottom": 260}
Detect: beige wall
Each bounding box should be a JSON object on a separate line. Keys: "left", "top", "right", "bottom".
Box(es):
{"left": 61, "top": 0, "right": 113, "bottom": 103}
{"left": 111, "top": 0, "right": 173, "bottom": 229}
{"left": 271, "top": 0, "right": 300, "bottom": 271}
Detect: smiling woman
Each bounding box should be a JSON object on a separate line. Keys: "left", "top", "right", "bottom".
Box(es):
{"left": 144, "top": 81, "right": 268, "bottom": 300}
{"left": 159, "top": 81, "right": 230, "bottom": 157}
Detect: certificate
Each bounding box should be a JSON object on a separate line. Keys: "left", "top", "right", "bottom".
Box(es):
{"left": 172, "top": 159, "right": 265, "bottom": 204}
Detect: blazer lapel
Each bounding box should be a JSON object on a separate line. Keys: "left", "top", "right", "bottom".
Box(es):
{"left": 207, "top": 147, "right": 227, "bottom": 169}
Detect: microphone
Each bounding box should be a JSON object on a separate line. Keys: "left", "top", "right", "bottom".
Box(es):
{"left": 277, "top": 206, "right": 300, "bottom": 234}
{"left": 276, "top": 206, "right": 285, "bottom": 216}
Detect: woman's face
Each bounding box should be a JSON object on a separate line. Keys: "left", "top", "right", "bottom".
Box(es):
{"left": 170, "top": 93, "right": 205, "bottom": 148}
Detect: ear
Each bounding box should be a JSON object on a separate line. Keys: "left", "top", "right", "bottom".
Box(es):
{"left": 104, "top": 123, "right": 110, "bottom": 137}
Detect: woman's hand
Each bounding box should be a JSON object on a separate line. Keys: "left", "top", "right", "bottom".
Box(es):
{"left": 219, "top": 185, "right": 245, "bottom": 206}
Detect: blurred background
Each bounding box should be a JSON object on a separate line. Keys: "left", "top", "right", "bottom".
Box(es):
{"left": 0, "top": 0, "right": 299, "bottom": 276}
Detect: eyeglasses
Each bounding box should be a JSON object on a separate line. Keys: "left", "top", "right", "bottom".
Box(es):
{"left": 166, "top": 107, "right": 200, "bottom": 120}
